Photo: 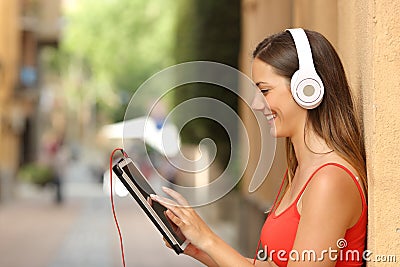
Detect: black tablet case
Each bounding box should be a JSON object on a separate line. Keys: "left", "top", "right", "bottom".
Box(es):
{"left": 112, "top": 157, "right": 187, "bottom": 254}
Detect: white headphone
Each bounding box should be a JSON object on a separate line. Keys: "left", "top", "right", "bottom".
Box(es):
{"left": 286, "top": 28, "right": 324, "bottom": 109}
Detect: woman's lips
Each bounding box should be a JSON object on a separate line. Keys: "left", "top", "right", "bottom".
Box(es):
{"left": 265, "top": 113, "right": 277, "bottom": 122}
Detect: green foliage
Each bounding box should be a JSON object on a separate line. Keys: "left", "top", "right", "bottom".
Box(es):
{"left": 175, "top": 0, "right": 241, "bottom": 66}
{"left": 173, "top": 0, "right": 241, "bottom": 166}
{"left": 50, "top": 0, "right": 241, "bottom": 169}
{"left": 18, "top": 163, "right": 54, "bottom": 186}
{"left": 60, "top": 0, "right": 178, "bottom": 121}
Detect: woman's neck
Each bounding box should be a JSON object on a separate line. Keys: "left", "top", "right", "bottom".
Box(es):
{"left": 291, "top": 127, "right": 333, "bottom": 170}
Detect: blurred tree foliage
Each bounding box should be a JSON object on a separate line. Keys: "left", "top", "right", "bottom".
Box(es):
{"left": 51, "top": 0, "right": 241, "bottom": 167}
{"left": 59, "top": 0, "right": 177, "bottom": 121}
{"left": 173, "top": 0, "right": 241, "bottom": 166}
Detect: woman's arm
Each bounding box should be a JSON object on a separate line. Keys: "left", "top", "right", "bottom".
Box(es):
{"left": 201, "top": 235, "right": 278, "bottom": 266}
{"left": 184, "top": 239, "right": 278, "bottom": 267}
{"left": 151, "top": 187, "right": 274, "bottom": 267}
{"left": 287, "top": 166, "right": 363, "bottom": 266}
{"left": 182, "top": 244, "right": 219, "bottom": 267}
{"left": 183, "top": 232, "right": 276, "bottom": 267}
{"left": 168, "top": 236, "right": 276, "bottom": 266}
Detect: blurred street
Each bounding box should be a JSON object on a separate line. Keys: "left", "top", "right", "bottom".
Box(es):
{"left": 0, "top": 150, "right": 240, "bottom": 267}
{"left": 0, "top": 156, "right": 207, "bottom": 267}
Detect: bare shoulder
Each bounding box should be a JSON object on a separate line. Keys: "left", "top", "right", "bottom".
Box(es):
{"left": 301, "top": 164, "right": 363, "bottom": 228}
{"left": 308, "top": 164, "right": 359, "bottom": 195}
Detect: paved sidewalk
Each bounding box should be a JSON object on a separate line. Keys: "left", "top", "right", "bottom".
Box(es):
{"left": 0, "top": 194, "right": 80, "bottom": 267}
{"left": 0, "top": 157, "right": 240, "bottom": 267}
{"left": 0, "top": 160, "right": 204, "bottom": 267}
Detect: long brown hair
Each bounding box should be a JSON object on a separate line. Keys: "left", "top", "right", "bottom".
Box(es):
{"left": 253, "top": 29, "right": 367, "bottom": 192}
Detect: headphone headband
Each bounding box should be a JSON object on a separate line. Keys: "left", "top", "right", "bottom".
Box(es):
{"left": 286, "top": 28, "right": 324, "bottom": 109}
{"left": 286, "top": 28, "right": 315, "bottom": 71}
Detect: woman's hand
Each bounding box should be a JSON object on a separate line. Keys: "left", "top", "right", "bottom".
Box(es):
{"left": 151, "top": 187, "right": 255, "bottom": 267}
{"left": 150, "top": 187, "right": 216, "bottom": 252}
{"left": 147, "top": 193, "right": 204, "bottom": 257}
{"left": 162, "top": 236, "right": 203, "bottom": 258}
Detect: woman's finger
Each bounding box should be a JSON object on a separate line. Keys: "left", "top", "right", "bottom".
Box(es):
{"left": 162, "top": 186, "right": 190, "bottom": 206}
{"left": 151, "top": 194, "right": 187, "bottom": 219}
{"left": 163, "top": 237, "right": 172, "bottom": 249}
{"left": 150, "top": 194, "right": 177, "bottom": 206}
{"left": 165, "top": 211, "right": 179, "bottom": 231}
{"left": 165, "top": 209, "right": 185, "bottom": 228}
{"left": 146, "top": 196, "right": 152, "bottom": 206}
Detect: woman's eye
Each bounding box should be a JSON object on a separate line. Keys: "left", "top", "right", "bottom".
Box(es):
{"left": 260, "top": 89, "right": 270, "bottom": 95}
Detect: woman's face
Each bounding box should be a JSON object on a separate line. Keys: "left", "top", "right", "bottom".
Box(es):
{"left": 251, "top": 58, "right": 307, "bottom": 138}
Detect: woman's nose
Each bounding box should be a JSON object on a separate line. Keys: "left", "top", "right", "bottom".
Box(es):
{"left": 251, "top": 91, "right": 266, "bottom": 111}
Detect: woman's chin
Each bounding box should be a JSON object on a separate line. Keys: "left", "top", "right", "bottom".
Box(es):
{"left": 269, "top": 127, "right": 278, "bottom": 137}
{"left": 269, "top": 127, "right": 287, "bottom": 138}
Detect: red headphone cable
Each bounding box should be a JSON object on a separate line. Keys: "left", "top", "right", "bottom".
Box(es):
{"left": 110, "top": 148, "right": 127, "bottom": 267}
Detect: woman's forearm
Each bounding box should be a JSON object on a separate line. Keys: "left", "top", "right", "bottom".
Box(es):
{"left": 187, "top": 240, "right": 275, "bottom": 267}
{"left": 199, "top": 234, "right": 256, "bottom": 267}
{"left": 185, "top": 248, "right": 219, "bottom": 267}
{"left": 246, "top": 258, "right": 278, "bottom": 267}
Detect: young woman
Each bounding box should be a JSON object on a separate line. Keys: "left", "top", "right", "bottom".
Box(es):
{"left": 151, "top": 29, "right": 367, "bottom": 267}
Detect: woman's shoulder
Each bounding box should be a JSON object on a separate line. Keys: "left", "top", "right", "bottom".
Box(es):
{"left": 306, "top": 154, "right": 361, "bottom": 190}
{"left": 302, "top": 160, "right": 364, "bottom": 228}
{"left": 306, "top": 158, "right": 361, "bottom": 196}
{"left": 308, "top": 162, "right": 358, "bottom": 192}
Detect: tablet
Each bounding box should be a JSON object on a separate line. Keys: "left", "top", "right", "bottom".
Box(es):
{"left": 112, "top": 157, "right": 189, "bottom": 254}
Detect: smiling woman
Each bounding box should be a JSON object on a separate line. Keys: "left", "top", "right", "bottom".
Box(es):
{"left": 151, "top": 29, "right": 367, "bottom": 267}
{"left": 252, "top": 60, "right": 306, "bottom": 138}
{"left": 252, "top": 29, "right": 367, "bottom": 193}
{"left": 251, "top": 29, "right": 367, "bottom": 267}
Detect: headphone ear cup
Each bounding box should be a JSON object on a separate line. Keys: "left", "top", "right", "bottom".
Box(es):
{"left": 290, "top": 70, "right": 300, "bottom": 101}
{"left": 291, "top": 70, "right": 324, "bottom": 109}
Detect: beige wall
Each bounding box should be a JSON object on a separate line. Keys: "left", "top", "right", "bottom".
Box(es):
{"left": 240, "top": 0, "right": 400, "bottom": 262}
{"left": 0, "top": 0, "right": 22, "bottom": 172}
{"left": 37, "top": 0, "right": 61, "bottom": 43}
{"left": 292, "top": 0, "right": 338, "bottom": 46}
{"left": 239, "top": 0, "right": 292, "bottom": 207}
{"left": 351, "top": 0, "right": 400, "bottom": 261}
{"left": 0, "top": 0, "right": 20, "bottom": 101}
{"left": 0, "top": 0, "right": 60, "bottom": 176}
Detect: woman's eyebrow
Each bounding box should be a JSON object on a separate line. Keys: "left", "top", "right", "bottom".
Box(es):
{"left": 255, "top": 81, "right": 271, "bottom": 87}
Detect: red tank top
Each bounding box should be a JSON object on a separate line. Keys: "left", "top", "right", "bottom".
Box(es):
{"left": 260, "top": 163, "right": 367, "bottom": 267}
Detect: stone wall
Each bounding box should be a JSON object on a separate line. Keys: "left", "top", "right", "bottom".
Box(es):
{"left": 239, "top": 0, "right": 400, "bottom": 261}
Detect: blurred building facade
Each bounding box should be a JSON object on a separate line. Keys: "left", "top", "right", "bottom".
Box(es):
{"left": 239, "top": 0, "right": 400, "bottom": 262}
{"left": 0, "top": 0, "right": 61, "bottom": 201}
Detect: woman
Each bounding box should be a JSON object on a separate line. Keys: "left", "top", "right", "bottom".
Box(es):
{"left": 151, "top": 29, "right": 367, "bottom": 266}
